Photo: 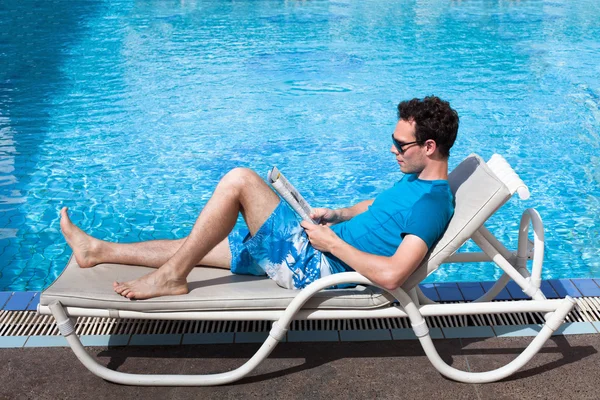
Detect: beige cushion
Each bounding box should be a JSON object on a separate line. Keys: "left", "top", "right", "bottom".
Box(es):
{"left": 40, "top": 256, "right": 394, "bottom": 312}
{"left": 41, "top": 154, "right": 511, "bottom": 312}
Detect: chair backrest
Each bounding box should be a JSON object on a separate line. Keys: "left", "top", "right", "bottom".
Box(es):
{"left": 402, "top": 154, "right": 512, "bottom": 290}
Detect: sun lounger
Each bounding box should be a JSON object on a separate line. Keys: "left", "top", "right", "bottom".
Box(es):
{"left": 38, "top": 154, "right": 576, "bottom": 385}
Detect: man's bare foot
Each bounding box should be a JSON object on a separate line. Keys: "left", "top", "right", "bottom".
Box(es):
{"left": 113, "top": 269, "right": 189, "bottom": 300}
{"left": 60, "top": 207, "right": 102, "bottom": 268}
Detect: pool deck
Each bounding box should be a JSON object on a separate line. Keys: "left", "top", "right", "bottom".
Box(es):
{"left": 2, "top": 279, "right": 600, "bottom": 398}
{"left": 2, "top": 335, "right": 600, "bottom": 399}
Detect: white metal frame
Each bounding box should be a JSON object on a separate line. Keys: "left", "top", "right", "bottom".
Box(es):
{"left": 38, "top": 155, "right": 577, "bottom": 385}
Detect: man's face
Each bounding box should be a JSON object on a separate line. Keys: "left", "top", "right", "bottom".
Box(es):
{"left": 390, "top": 119, "right": 426, "bottom": 174}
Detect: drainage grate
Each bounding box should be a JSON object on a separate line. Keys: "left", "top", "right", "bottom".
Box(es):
{"left": 1, "top": 298, "right": 599, "bottom": 338}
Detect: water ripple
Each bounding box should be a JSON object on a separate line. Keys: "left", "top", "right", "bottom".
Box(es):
{"left": 1, "top": 0, "right": 600, "bottom": 290}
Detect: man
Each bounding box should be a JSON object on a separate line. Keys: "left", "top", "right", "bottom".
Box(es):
{"left": 60, "top": 96, "right": 458, "bottom": 300}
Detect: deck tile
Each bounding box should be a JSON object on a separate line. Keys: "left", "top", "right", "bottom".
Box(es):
{"left": 129, "top": 334, "right": 182, "bottom": 346}
{"left": 442, "top": 326, "right": 495, "bottom": 339}
{"left": 287, "top": 330, "right": 339, "bottom": 342}
{"left": 480, "top": 282, "right": 512, "bottom": 300}
{"left": 182, "top": 333, "right": 234, "bottom": 345}
{"left": 391, "top": 327, "right": 443, "bottom": 340}
{"left": 339, "top": 329, "right": 392, "bottom": 342}
{"left": 494, "top": 324, "right": 542, "bottom": 337}
{"left": 505, "top": 281, "right": 529, "bottom": 300}
{"left": 26, "top": 292, "right": 40, "bottom": 311}
{"left": 4, "top": 291, "right": 36, "bottom": 311}
{"left": 25, "top": 336, "right": 69, "bottom": 347}
{"left": 457, "top": 282, "right": 485, "bottom": 301}
{"left": 552, "top": 322, "right": 597, "bottom": 336}
{"left": 235, "top": 332, "right": 287, "bottom": 343}
{"left": 0, "top": 292, "right": 11, "bottom": 309}
{"left": 570, "top": 279, "right": 600, "bottom": 297}
{"left": 80, "top": 335, "right": 131, "bottom": 347}
{"left": 548, "top": 279, "right": 583, "bottom": 298}
{"left": 540, "top": 281, "right": 559, "bottom": 299}
{"left": 434, "top": 283, "right": 463, "bottom": 301}
{"left": 0, "top": 336, "right": 28, "bottom": 348}
{"left": 418, "top": 283, "right": 440, "bottom": 301}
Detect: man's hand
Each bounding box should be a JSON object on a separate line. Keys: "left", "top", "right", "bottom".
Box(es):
{"left": 301, "top": 220, "right": 341, "bottom": 252}
{"left": 310, "top": 208, "right": 341, "bottom": 226}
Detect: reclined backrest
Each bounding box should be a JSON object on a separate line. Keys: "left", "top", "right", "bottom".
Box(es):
{"left": 402, "top": 154, "right": 512, "bottom": 290}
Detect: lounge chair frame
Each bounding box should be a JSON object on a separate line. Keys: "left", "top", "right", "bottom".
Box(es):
{"left": 38, "top": 154, "right": 576, "bottom": 385}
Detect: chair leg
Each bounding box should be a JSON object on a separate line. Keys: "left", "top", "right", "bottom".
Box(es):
{"left": 46, "top": 272, "right": 374, "bottom": 386}
{"left": 49, "top": 301, "right": 282, "bottom": 386}
{"left": 392, "top": 289, "right": 576, "bottom": 383}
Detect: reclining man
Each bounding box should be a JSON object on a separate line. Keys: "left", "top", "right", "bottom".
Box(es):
{"left": 60, "top": 96, "right": 459, "bottom": 300}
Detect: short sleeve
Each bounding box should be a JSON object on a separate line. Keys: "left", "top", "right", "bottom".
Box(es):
{"left": 401, "top": 193, "right": 453, "bottom": 249}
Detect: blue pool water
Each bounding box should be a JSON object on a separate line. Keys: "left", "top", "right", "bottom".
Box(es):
{"left": 1, "top": 0, "right": 599, "bottom": 291}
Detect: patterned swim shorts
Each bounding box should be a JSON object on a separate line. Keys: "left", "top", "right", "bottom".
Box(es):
{"left": 227, "top": 201, "right": 333, "bottom": 289}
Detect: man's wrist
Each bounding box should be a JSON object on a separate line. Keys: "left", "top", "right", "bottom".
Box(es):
{"left": 334, "top": 208, "right": 349, "bottom": 222}
{"left": 328, "top": 236, "right": 346, "bottom": 255}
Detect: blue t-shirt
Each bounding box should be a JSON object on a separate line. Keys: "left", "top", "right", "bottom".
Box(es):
{"left": 325, "top": 174, "right": 454, "bottom": 273}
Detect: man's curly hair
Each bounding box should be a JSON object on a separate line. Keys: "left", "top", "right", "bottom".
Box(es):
{"left": 397, "top": 96, "right": 459, "bottom": 158}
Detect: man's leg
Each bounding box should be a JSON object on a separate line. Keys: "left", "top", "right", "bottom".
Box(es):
{"left": 113, "top": 168, "right": 280, "bottom": 299}
{"left": 60, "top": 211, "right": 232, "bottom": 269}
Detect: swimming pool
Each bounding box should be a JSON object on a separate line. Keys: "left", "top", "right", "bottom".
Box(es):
{"left": 1, "top": 0, "right": 599, "bottom": 291}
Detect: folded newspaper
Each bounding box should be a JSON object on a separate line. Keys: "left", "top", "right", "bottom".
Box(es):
{"left": 267, "top": 166, "right": 318, "bottom": 224}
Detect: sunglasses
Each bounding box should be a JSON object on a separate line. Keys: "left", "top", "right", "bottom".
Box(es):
{"left": 391, "top": 134, "right": 421, "bottom": 154}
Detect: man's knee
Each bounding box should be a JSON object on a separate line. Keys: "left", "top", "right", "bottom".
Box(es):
{"left": 220, "top": 168, "right": 262, "bottom": 192}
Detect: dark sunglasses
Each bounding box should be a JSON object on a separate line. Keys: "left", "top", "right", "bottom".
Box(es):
{"left": 391, "top": 134, "right": 421, "bottom": 154}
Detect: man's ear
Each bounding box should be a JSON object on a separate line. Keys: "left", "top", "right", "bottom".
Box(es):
{"left": 425, "top": 139, "right": 437, "bottom": 156}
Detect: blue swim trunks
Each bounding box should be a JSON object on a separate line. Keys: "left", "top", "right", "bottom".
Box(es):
{"left": 227, "top": 201, "right": 333, "bottom": 289}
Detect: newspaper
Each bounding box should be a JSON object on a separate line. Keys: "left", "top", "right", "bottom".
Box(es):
{"left": 267, "top": 166, "right": 318, "bottom": 223}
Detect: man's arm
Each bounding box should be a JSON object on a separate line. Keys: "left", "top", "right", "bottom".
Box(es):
{"left": 336, "top": 199, "right": 374, "bottom": 221}
{"left": 301, "top": 221, "right": 429, "bottom": 291}
{"left": 327, "top": 234, "right": 428, "bottom": 290}
{"left": 312, "top": 199, "right": 374, "bottom": 225}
